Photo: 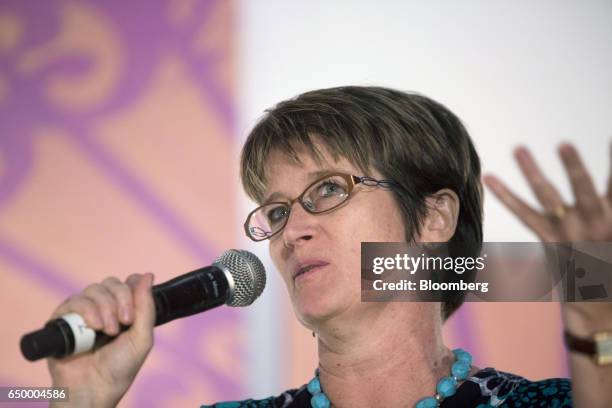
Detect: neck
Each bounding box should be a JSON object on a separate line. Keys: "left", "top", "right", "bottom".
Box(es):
{"left": 314, "top": 303, "right": 453, "bottom": 408}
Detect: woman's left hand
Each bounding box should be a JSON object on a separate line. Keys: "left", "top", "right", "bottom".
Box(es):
{"left": 482, "top": 143, "right": 612, "bottom": 332}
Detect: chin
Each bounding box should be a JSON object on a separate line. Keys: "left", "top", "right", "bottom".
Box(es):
{"left": 292, "top": 295, "right": 332, "bottom": 324}
{"left": 292, "top": 291, "right": 354, "bottom": 327}
{"left": 287, "top": 267, "right": 362, "bottom": 325}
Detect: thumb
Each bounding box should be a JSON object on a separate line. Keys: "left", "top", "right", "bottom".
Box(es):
{"left": 126, "top": 273, "right": 155, "bottom": 352}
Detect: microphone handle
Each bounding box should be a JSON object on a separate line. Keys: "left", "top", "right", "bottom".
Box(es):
{"left": 152, "top": 264, "right": 230, "bottom": 326}
{"left": 21, "top": 265, "right": 231, "bottom": 361}
{"left": 96, "top": 264, "right": 231, "bottom": 346}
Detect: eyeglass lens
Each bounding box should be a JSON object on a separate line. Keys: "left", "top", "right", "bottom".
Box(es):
{"left": 247, "top": 174, "right": 352, "bottom": 240}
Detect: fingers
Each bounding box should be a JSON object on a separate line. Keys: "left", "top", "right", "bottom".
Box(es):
{"left": 125, "top": 273, "right": 155, "bottom": 351}
{"left": 101, "top": 276, "right": 134, "bottom": 326}
{"left": 558, "top": 143, "right": 603, "bottom": 219}
{"left": 514, "top": 146, "right": 566, "bottom": 214}
{"left": 483, "top": 174, "right": 555, "bottom": 241}
{"left": 82, "top": 283, "right": 121, "bottom": 335}
{"left": 51, "top": 296, "right": 105, "bottom": 332}
{"left": 50, "top": 275, "right": 151, "bottom": 339}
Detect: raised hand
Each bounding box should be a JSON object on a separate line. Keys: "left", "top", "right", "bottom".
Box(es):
{"left": 483, "top": 143, "right": 612, "bottom": 243}
{"left": 483, "top": 142, "right": 612, "bottom": 407}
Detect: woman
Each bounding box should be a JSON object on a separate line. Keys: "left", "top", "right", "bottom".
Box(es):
{"left": 48, "top": 87, "right": 612, "bottom": 407}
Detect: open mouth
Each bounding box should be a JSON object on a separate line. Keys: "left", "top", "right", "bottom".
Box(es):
{"left": 294, "top": 263, "right": 328, "bottom": 280}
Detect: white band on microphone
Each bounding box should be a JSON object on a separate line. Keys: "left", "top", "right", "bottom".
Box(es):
{"left": 61, "top": 313, "right": 96, "bottom": 355}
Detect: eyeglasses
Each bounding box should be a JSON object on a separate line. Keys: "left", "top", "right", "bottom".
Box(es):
{"left": 244, "top": 172, "right": 398, "bottom": 242}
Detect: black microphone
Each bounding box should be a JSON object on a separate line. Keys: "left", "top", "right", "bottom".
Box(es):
{"left": 20, "top": 249, "right": 266, "bottom": 362}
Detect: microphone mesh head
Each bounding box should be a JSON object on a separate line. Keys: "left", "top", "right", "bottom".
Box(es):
{"left": 214, "top": 249, "right": 266, "bottom": 307}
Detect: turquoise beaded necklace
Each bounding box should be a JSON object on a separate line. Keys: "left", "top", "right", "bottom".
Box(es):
{"left": 306, "top": 348, "right": 473, "bottom": 408}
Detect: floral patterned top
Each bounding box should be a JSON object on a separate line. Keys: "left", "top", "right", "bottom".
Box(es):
{"left": 201, "top": 368, "right": 573, "bottom": 408}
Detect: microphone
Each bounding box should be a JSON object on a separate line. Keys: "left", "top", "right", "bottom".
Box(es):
{"left": 20, "top": 249, "right": 266, "bottom": 362}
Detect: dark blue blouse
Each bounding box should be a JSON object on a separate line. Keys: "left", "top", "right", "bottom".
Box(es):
{"left": 202, "top": 367, "right": 573, "bottom": 407}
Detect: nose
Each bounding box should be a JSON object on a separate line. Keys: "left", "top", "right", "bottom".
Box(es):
{"left": 281, "top": 201, "right": 315, "bottom": 247}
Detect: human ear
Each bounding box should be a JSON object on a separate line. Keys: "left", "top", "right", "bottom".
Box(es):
{"left": 418, "top": 188, "right": 460, "bottom": 242}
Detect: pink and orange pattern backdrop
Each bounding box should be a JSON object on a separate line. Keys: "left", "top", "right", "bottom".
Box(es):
{"left": 0, "top": 1, "right": 241, "bottom": 406}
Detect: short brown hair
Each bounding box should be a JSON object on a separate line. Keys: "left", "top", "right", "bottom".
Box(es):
{"left": 240, "top": 86, "right": 483, "bottom": 320}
